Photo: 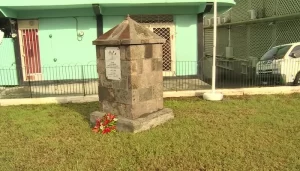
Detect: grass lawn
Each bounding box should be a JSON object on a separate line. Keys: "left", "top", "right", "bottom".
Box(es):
{"left": 0, "top": 95, "right": 300, "bottom": 171}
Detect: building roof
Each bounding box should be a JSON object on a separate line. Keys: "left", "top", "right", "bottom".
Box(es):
{"left": 0, "top": 0, "right": 235, "bottom": 18}
{"left": 1, "top": 0, "right": 235, "bottom": 8}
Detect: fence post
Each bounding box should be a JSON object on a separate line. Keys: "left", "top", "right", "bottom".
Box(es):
{"left": 81, "top": 65, "right": 86, "bottom": 96}
{"left": 28, "top": 69, "right": 33, "bottom": 98}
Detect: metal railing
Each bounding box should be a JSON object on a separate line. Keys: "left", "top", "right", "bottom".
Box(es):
{"left": 0, "top": 59, "right": 299, "bottom": 99}
{"left": 0, "top": 65, "right": 98, "bottom": 99}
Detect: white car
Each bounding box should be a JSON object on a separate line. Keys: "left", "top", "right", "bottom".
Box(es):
{"left": 256, "top": 42, "right": 300, "bottom": 86}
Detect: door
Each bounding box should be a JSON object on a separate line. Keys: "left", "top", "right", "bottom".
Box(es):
{"left": 18, "top": 20, "right": 42, "bottom": 81}
{"left": 144, "top": 23, "right": 176, "bottom": 76}
{"left": 288, "top": 45, "right": 300, "bottom": 83}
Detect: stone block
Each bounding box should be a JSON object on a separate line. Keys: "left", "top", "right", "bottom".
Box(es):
{"left": 98, "top": 87, "right": 115, "bottom": 102}
{"left": 116, "top": 103, "right": 131, "bottom": 118}
{"left": 139, "top": 74, "right": 149, "bottom": 88}
{"left": 119, "top": 78, "right": 128, "bottom": 90}
{"left": 147, "top": 99, "right": 158, "bottom": 114}
{"left": 102, "top": 101, "right": 119, "bottom": 115}
{"left": 143, "top": 58, "right": 152, "bottom": 73}
{"left": 139, "top": 87, "right": 153, "bottom": 102}
{"left": 130, "top": 60, "right": 138, "bottom": 73}
{"left": 151, "top": 58, "right": 163, "bottom": 72}
{"left": 136, "top": 59, "right": 143, "bottom": 74}
{"left": 152, "top": 44, "right": 163, "bottom": 58}
{"left": 97, "top": 47, "right": 105, "bottom": 60}
{"left": 120, "top": 46, "right": 126, "bottom": 60}
{"left": 128, "top": 75, "right": 140, "bottom": 89}
{"left": 121, "top": 61, "right": 139, "bottom": 76}
{"left": 90, "top": 111, "right": 106, "bottom": 127}
{"left": 144, "top": 45, "right": 154, "bottom": 58}
{"left": 149, "top": 72, "right": 162, "bottom": 86}
{"left": 157, "top": 58, "right": 163, "bottom": 71}
{"left": 145, "top": 71, "right": 162, "bottom": 86}
{"left": 112, "top": 81, "right": 120, "bottom": 89}
{"left": 144, "top": 44, "right": 163, "bottom": 59}
{"left": 131, "top": 89, "right": 139, "bottom": 104}
{"left": 107, "top": 77, "right": 128, "bottom": 90}
{"left": 98, "top": 74, "right": 104, "bottom": 86}
{"left": 114, "top": 89, "right": 139, "bottom": 104}
{"left": 125, "top": 45, "right": 145, "bottom": 60}
{"left": 116, "top": 108, "right": 174, "bottom": 133}
{"left": 131, "top": 101, "right": 148, "bottom": 119}
{"left": 152, "top": 83, "right": 163, "bottom": 98}
{"left": 157, "top": 98, "right": 164, "bottom": 110}
{"left": 151, "top": 58, "right": 158, "bottom": 71}
{"left": 97, "top": 59, "right": 105, "bottom": 74}
{"left": 100, "top": 75, "right": 113, "bottom": 88}
{"left": 156, "top": 71, "right": 163, "bottom": 83}
{"left": 121, "top": 61, "right": 131, "bottom": 76}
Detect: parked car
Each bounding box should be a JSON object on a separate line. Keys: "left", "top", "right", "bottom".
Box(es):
{"left": 256, "top": 42, "right": 300, "bottom": 86}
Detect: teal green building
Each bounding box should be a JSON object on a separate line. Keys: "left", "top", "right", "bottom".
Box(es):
{"left": 0, "top": 0, "right": 234, "bottom": 85}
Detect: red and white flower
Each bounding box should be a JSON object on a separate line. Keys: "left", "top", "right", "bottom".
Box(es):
{"left": 92, "top": 113, "right": 117, "bottom": 134}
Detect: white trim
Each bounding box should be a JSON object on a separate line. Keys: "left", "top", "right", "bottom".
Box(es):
{"left": 0, "top": 30, "right": 4, "bottom": 45}
{"left": 18, "top": 29, "right": 27, "bottom": 81}
{"left": 18, "top": 20, "right": 39, "bottom": 29}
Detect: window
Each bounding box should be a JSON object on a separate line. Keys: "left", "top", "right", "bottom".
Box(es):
{"left": 260, "top": 45, "right": 292, "bottom": 61}
{"left": 291, "top": 45, "right": 300, "bottom": 58}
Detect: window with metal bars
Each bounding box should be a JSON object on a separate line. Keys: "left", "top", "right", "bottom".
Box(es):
{"left": 153, "top": 27, "right": 172, "bottom": 71}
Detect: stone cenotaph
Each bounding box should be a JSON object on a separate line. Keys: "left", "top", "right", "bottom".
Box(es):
{"left": 92, "top": 16, "right": 174, "bottom": 133}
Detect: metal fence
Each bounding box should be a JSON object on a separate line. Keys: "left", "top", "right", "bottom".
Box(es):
{"left": 0, "top": 65, "right": 99, "bottom": 99}
{"left": 1, "top": 59, "right": 300, "bottom": 99}
{"left": 0, "top": 63, "right": 209, "bottom": 99}
{"left": 204, "top": 0, "right": 300, "bottom": 61}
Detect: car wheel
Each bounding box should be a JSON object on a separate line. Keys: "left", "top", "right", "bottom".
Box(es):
{"left": 293, "top": 72, "right": 300, "bottom": 86}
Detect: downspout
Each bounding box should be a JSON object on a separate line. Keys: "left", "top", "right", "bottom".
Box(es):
{"left": 92, "top": 4, "right": 103, "bottom": 37}
{"left": 228, "top": 26, "right": 231, "bottom": 47}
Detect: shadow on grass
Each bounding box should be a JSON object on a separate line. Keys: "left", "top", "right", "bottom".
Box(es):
{"left": 59, "top": 102, "right": 100, "bottom": 124}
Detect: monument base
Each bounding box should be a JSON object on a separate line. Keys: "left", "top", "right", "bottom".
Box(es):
{"left": 90, "top": 111, "right": 106, "bottom": 127}
{"left": 117, "top": 108, "right": 174, "bottom": 133}
{"left": 89, "top": 108, "right": 174, "bottom": 133}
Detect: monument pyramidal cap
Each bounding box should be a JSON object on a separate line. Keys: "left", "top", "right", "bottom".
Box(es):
{"left": 93, "top": 15, "right": 165, "bottom": 46}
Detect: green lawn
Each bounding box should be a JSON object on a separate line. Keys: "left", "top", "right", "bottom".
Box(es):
{"left": 0, "top": 95, "right": 300, "bottom": 171}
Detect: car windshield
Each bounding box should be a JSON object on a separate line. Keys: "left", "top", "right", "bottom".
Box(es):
{"left": 260, "top": 45, "right": 292, "bottom": 61}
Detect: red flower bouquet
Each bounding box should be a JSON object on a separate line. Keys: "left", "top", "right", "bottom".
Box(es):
{"left": 92, "top": 113, "right": 118, "bottom": 134}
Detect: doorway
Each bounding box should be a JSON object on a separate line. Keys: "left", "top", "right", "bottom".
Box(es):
{"left": 18, "top": 20, "right": 42, "bottom": 81}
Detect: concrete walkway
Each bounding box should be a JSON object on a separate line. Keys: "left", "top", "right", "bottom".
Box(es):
{"left": 0, "top": 86, "right": 299, "bottom": 106}
{"left": 0, "top": 78, "right": 210, "bottom": 99}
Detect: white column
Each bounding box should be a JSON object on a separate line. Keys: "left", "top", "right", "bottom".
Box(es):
{"left": 203, "top": 0, "right": 224, "bottom": 101}
{"left": 212, "top": 0, "right": 217, "bottom": 93}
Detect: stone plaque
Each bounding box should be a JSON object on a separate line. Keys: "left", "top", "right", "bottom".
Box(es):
{"left": 105, "top": 47, "right": 121, "bottom": 80}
